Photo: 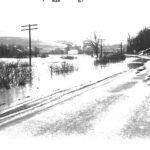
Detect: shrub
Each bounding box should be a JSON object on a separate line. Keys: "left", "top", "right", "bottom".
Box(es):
{"left": 0, "top": 62, "right": 32, "bottom": 89}
{"left": 50, "top": 62, "right": 78, "bottom": 75}
{"left": 39, "top": 53, "right": 49, "bottom": 58}
{"left": 96, "top": 53, "right": 126, "bottom": 64}
{"left": 60, "top": 55, "right": 77, "bottom": 60}
{"left": 127, "top": 62, "right": 144, "bottom": 69}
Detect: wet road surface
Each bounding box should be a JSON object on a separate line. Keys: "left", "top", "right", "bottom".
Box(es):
{"left": 0, "top": 57, "right": 150, "bottom": 141}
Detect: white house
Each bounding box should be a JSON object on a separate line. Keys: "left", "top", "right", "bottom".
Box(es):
{"left": 68, "top": 49, "right": 78, "bottom": 55}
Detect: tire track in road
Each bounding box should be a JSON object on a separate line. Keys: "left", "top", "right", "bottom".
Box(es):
{"left": 0, "top": 70, "right": 130, "bottom": 129}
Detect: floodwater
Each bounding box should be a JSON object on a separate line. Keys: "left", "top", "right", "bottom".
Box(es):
{"left": 0, "top": 55, "right": 134, "bottom": 112}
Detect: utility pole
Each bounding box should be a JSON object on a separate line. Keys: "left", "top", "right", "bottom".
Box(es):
{"left": 21, "top": 24, "right": 38, "bottom": 66}
{"left": 127, "top": 33, "right": 131, "bottom": 52}
{"left": 100, "top": 39, "right": 105, "bottom": 58}
{"left": 120, "top": 42, "right": 123, "bottom": 54}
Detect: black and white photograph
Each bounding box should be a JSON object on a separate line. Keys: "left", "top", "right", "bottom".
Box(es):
{"left": 0, "top": 0, "right": 150, "bottom": 149}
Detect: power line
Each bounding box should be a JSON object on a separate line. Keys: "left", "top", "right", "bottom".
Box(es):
{"left": 21, "top": 24, "right": 38, "bottom": 66}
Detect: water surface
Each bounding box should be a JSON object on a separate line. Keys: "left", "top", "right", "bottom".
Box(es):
{"left": 0, "top": 55, "right": 134, "bottom": 111}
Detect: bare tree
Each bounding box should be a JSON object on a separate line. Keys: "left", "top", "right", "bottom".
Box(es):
{"left": 56, "top": 40, "right": 73, "bottom": 54}
{"left": 83, "top": 33, "right": 100, "bottom": 58}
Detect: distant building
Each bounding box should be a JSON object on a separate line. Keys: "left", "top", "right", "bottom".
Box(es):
{"left": 68, "top": 49, "right": 78, "bottom": 55}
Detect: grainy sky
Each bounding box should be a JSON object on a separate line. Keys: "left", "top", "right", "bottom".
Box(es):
{"left": 0, "top": 0, "right": 150, "bottom": 45}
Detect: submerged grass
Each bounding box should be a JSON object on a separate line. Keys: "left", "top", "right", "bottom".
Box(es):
{"left": 39, "top": 53, "right": 49, "bottom": 58}
{"left": 96, "top": 53, "right": 126, "bottom": 64}
{"left": 60, "top": 55, "right": 77, "bottom": 60}
{"left": 0, "top": 62, "right": 32, "bottom": 89}
{"left": 50, "top": 61, "right": 78, "bottom": 75}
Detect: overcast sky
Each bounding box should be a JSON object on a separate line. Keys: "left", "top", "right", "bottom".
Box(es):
{"left": 0, "top": 0, "right": 150, "bottom": 45}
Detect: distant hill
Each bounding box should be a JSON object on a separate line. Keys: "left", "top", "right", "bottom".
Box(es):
{"left": 0, "top": 37, "right": 40, "bottom": 47}
{"left": 0, "top": 37, "right": 65, "bottom": 53}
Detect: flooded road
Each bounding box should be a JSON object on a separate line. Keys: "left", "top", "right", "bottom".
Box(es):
{"left": 0, "top": 55, "right": 132, "bottom": 110}
{"left": 0, "top": 55, "right": 150, "bottom": 141}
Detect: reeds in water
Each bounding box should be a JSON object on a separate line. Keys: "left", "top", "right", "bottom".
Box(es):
{"left": 0, "top": 62, "right": 32, "bottom": 89}
{"left": 50, "top": 62, "right": 78, "bottom": 75}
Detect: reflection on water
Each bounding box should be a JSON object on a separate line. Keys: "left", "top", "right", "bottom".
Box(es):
{"left": 0, "top": 55, "right": 133, "bottom": 111}
{"left": 94, "top": 60, "right": 107, "bottom": 68}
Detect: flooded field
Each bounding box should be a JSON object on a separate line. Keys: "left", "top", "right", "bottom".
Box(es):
{"left": 0, "top": 55, "right": 134, "bottom": 112}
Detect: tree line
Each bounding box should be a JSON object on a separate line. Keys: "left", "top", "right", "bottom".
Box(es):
{"left": 127, "top": 27, "right": 150, "bottom": 54}
{"left": 0, "top": 44, "right": 40, "bottom": 58}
